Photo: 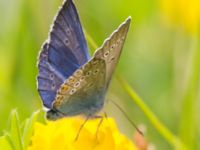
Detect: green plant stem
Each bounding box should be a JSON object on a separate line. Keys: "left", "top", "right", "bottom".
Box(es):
{"left": 84, "top": 29, "right": 98, "bottom": 50}
{"left": 118, "top": 77, "right": 187, "bottom": 150}
{"left": 179, "top": 35, "right": 200, "bottom": 149}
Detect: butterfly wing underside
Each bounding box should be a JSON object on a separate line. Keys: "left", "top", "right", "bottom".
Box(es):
{"left": 94, "top": 17, "right": 131, "bottom": 87}
{"left": 37, "top": 0, "right": 90, "bottom": 108}
{"left": 52, "top": 58, "right": 106, "bottom": 116}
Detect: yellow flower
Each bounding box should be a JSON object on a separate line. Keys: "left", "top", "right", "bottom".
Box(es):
{"left": 28, "top": 117, "right": 138, "bottom": 150}
{"left": 160, "top": 0, "right": 200, "bottom": 35}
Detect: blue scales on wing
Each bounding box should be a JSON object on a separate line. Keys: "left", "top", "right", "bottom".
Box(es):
{"left": 37, "top": 0, "right": 90, "bottom": 108}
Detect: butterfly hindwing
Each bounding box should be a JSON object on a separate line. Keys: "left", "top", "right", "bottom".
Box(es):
{"left": 37, "top": 0, "right": 89, "bottom": 108}
{"left": 52, "top": 58, "right": 106, "bottom": 117}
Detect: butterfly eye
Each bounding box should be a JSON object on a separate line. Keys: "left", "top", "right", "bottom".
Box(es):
{"left": 74, "top": 81, "right": 80, "bottom": 87}
{"left": 104, "top": 51, "right": 109, "bottom": 58}
{"left": 69, "top": 88, "right": 76, "bottom": 95}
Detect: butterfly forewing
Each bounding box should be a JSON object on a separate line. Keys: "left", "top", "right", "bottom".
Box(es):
{"left": 94, "top": 17, "right": 131, "bottom": 86}
{"left": 37, "top": 0, "right": 89, "bottom": 108}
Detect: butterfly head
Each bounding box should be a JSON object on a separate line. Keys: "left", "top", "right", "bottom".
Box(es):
{"left": 46, "top": 109, "right": 65, "bottom": 120}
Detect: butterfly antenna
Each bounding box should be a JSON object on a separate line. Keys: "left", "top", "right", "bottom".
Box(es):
{"left": 109, "top": 99, "right": 144, "bottom": 136}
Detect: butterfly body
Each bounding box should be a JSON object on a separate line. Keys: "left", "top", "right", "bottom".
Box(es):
{"left": 47, "top": 87, "right": 106, "bottom": 120}
{"left": 37, "top": 0, "right": 131, "bottom": 120}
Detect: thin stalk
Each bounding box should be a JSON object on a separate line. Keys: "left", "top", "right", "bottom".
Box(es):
{"left": 118, "top": 77, "right": 187, "bottom": 150}
{"left": 179, "top": 34, "right": 200, "bottom": 149}
{"left": 84, "top": 29, "right": 98, "bottom": 50}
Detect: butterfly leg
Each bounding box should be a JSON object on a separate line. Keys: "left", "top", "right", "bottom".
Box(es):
{"left": 74, "top": 116, "right": 90, "bottom": 142}
{"left": 91, "top": 115, "right": 104, "bottom": 141}
{"left": 104, "top": 111, "right": 108, "bottom": 119}
{"left": 74, "top": 115, "right": 105, "bottom": 142}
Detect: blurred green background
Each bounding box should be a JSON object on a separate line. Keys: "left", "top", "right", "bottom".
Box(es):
{"left": 0, "top": 0, "right": 199, "bottom": 149}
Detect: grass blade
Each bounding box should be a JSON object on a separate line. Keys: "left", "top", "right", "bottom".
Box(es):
{"left": 22, "top": 110, "right": 40, "bottom": 149}
{"left": 179, "top": 35, "right": 200, "bottom": 150}
{"left": 0, "top": 136, "right": 12, "bottom": 150}
{"left": 118, "top": 77, "right": 187, "bottom": 150}
{"left": 9, "top": 109, "right": 23, "bottom": 150}
{"left": 84, "top": 29, "right": 98, "bottom": 51}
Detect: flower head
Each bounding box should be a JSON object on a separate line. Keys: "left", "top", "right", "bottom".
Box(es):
{"left": 160, "top": 0, "right": 200, "bottom": 35}
{"left": 28, "top": 117, "right": 137, "bottom": 150}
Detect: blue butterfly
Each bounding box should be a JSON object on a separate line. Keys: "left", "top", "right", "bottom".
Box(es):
{"left": 37, "top": 0, "right": 131, "bottom": 120}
